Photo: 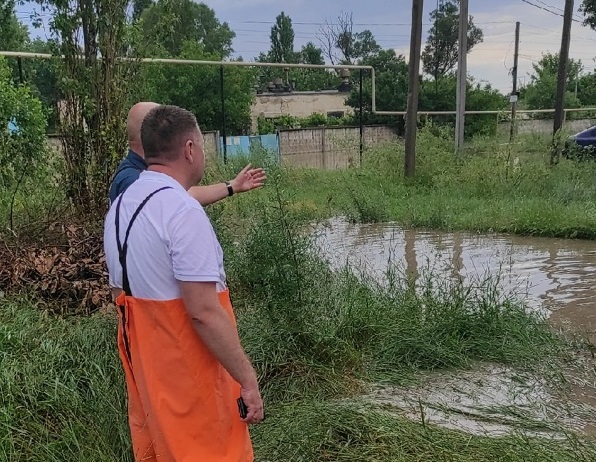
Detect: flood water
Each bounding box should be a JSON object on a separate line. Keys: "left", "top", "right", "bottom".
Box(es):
{"left": 317, "top": 218, "right": 596, "bottom": 342}
{"left": 315, "top": 218, "right": 596, "bottom": 437}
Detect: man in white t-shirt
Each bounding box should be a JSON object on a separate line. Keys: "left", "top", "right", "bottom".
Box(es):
{"left": 104, "top": 104, "right": 263, "bottom": 461}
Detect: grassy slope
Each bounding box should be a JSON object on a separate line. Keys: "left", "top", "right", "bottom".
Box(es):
{"left": 2, "top": 131, "right": 596, "bottom": 460}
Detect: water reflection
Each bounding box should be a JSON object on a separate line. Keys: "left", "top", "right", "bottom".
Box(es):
{"left": 316, "top": 218, "right": 596, "bottom": 336}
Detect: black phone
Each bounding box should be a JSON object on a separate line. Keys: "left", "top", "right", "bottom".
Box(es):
{"left": 237, "top": 397, "right": 248, "bottom": 419}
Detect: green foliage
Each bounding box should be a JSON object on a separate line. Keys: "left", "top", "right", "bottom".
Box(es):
{"left": 256, "top": 15, "right": 337, "bottom": 92}
{"left": 36, "top": 0, "right": 140, "bottom": 213}
{"left": 0, "top": 57, "right": 47, "bottom": 186}
{"left": 346, "top": 49, "right": 408, "bottom": 128}
{"left": 528, "top": 52, "right": 583, "bottom": 85}
{"left": 422, "top": 0, "right": 484, "bottom": 79}
{"left": 521, "top": 53, "right": 584, "bottom": 116}
{"left": 0, "top": 298, "right": 131, "bottom": 461}
{"left": 140, "top": 0, "right": 235, "bottom": 58}
{"left": 523, "top": 73, "right": 581, "bottom": 114}
{"left": 137, "top": 42, "right": 255, "bottom": 134}
{"left": 291, "top": 42, "right": 339, "bottom": 91}
{"left": 256, "top": 113, "right": 355, "bottom": 134}
{"left": 417, "top": 76, "right": 507, "bottom": 138}
{"left": 580, "top": 0, "right": 596, "bottom": 30}
{"left": 20, "top": 39, "right": 61, "bottom": 132}
{"left": 0, "top": 0, "right": 29, "bottom": 52}
{"left": 319, "top": 12, "right": 382, "bottom": 65}
{"left": 577, "top": 72, "right": 596, "bottom": 106}
{"left": 132, "top": 0, "right": 152, "bottom": 22}
{"left": 255, "top": 129, "right": 596, "bottom": 240}
{"left": 268, "top": 12, "right": 298, "bottom": 64}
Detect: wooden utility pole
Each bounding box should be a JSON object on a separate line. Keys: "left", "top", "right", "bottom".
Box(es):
{"left": 455, "top": 0, "right": 468, "bottom": 152}
{"left": 404, "top": 0, "right": 424, "bottom": 177}
{"left": 551, "top": 0, "right": 574, "bottom": 164}
{"left": 509, "top": 21, "right": 520, "bottom": 143}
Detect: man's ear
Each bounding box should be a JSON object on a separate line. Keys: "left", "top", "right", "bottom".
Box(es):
{"left": 185, "top": 140, "right": 194, "bottom": 163}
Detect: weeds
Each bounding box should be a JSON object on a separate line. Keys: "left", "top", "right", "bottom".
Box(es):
{"left": 251, "top": 399, "right": 596, "bottom": 462}
{"left": 252, "top": 130, "right": 596, "bottom": 238}
{"left": 0, "top": 297, "right": 131, "bottom": 461}
{"left": 2, "top": 132, "right": 595, "bottom": 461}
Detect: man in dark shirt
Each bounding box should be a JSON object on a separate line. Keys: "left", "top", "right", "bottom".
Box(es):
{"left": 109, "top": 102, "right": 266, "bottom": 205}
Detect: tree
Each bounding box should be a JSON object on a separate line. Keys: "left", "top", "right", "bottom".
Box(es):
{"left": 577, "top": 72, "right": 596, "bottom": 106}
{"left": 140, "top": 0, "right": 235, "bottom": 58}
{"left": 300, "top": 41, "right": 324, "bottom": 66}
{"left": 528, "top": 52, "right": 583, "bottom": 85}
{"left": 346, "top": 49, "right": 409, "bottom": 128}
{"left": 418, "top": 76, "right": 507, "bottom": 137}
{"left": 257, "top": 14, "right": 335, "bottom": 92}
{"left": 269, "top": 12, "right": 298, "bottom": 64}
{"left": 35, "top": 0, "right": 140, "bottom": 213}
{"left": 421, "top": 0, "right": 483, "bottom": 79}
{"left": 23, "top": 39, "right": 61, "bottom": 131}
{"left": 521, "top": 53, "right": 583, "bottom": 113}
{"left": 132, "top": 0, "right": 153, "bottom": 21}
{"left": 580, "top": 0, "right": 596, "bottom": 29}
{"left": 0, "top": 56, "right": 47, "bottom": 186}
{"left": 292, "top": 42, "right": 338, "bottom": 91}
{"left": 137, "top": 42, "right": 255, "bottom": 135}
{"left": 352, "top": 30, "right": 382, "bottom": 62}
{"left": 0, "top": 0, "right": 28, "bottom": 51}
{"left": 317, "top": 11, "right": 382, "bottom": 65}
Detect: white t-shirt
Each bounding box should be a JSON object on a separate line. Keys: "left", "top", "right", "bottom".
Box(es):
{"left": 103, "top": 171, "right": 227, "bottom": 300}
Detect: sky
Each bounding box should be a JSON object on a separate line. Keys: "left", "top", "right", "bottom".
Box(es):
{"left": 15, "top": 0, "right": 596, "bottom": 94}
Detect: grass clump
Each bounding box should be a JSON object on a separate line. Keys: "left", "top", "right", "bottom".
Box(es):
{"left": 252, "top": 399, "right": 596, "bottom": 462}
{"left": 0, "top": 297, "right": 130, "bottom": 461}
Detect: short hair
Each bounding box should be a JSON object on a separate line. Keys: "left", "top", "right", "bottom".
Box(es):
{"left": 141, "top": 105, "right": 199, "bottom": 162}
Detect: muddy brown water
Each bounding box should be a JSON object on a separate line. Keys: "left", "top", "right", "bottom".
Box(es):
{"left": 316, "top": 218, "right": 596, "bottom": 438}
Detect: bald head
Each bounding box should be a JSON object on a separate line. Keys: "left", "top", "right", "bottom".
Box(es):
{"left": 127, "top": 102, "right": 159, "bottom": 156}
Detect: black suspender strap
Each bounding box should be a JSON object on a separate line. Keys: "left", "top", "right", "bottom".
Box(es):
{"left": 115, "top": 186, "right": 172, "bottom": 296}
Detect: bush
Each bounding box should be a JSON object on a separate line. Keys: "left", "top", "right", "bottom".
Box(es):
{"left": 0, "top": 56, "right": 47, "bottom": 187}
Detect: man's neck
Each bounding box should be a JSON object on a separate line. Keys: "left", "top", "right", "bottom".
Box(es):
{"left": 147, "top": 164, "right": 192, "bottom": 190}
{"left": 129, "top": 142, "right": 144, "bottom": 158}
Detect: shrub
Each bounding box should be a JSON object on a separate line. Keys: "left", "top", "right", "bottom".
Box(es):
{"left": 0, "top": 56, "right": 47, "bottom": 187}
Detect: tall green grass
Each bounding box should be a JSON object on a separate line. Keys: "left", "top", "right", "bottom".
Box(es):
{"left": 227, "top": 177, "right": 568, "bottom": 403}
{"left": 2, "top": 135, "right": 596, "bottom": 461}
{"left": 219, "top": 130, "right": 596, "bottom": 239}
{"left": 252, "top": 400, "right": 596, "bottom": 462}
{"left": 0, "top": 297, "right": 131, "bottom": 461}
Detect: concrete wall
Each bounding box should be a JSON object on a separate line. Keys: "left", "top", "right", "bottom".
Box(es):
{"left": 48, "top": 130, "right": 220, "bottom": 158}
{"left": 251, "top": 91, "right": 353, "bottom": 131}
{"left": 202, "top": 130, "right": 219, "bottom": 159}
{"left": 498, "top": 118, "right": 596, "bottom": 136}
{"left": 279, "top": 126, "right": 398, "bottom": 169}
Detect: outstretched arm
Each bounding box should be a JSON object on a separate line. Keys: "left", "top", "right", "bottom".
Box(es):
{"left": 188, "top": 164, "right": 266, "bottom": 206}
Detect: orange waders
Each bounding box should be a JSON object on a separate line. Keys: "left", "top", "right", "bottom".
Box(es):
{"left": 114, "top": 187, "right": 253, "bottom": 462}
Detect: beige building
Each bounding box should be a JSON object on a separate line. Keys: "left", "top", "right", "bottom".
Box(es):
{"left": 250, "top": 90, "right": 353, "bottom": 132}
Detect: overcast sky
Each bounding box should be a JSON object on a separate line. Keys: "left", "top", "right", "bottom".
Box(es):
{"left": 16, "top": 0, "right": 596, "bottom": 93}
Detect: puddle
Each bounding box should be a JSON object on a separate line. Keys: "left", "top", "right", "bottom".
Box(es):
{"left": 316, "top": 218, "right": 596, "bottom": 437}
{"left": 316, "top": 218, "right": 596, "bottom": 343}
{"left": 366, "top": 364, "right": 594, "bottom": 438}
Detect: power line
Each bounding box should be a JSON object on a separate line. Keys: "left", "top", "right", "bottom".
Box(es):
{"left": 534, "top": 0, "right": 584, "bottom": 21}
{"left": 519, "top": 0, "right": 582, "bottom": 22}
{"left": 231, "top": 19, "right": 514, "bottom": 27}
{"left": 521, "top": 21, "right": 596, "bottom": 42}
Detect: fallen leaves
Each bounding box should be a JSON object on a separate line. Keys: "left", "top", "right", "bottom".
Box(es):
{"left": 0, "top": 224, "right": 110, "bottom": 315}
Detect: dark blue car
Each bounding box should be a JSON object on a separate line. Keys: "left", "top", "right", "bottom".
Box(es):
{"left": 564, "top": 125, "right": 596, "bottom": 159}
